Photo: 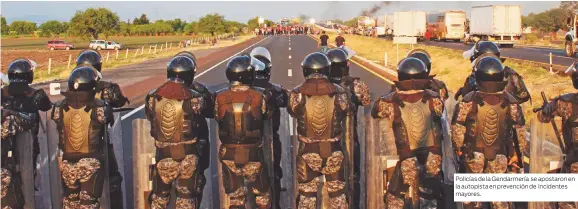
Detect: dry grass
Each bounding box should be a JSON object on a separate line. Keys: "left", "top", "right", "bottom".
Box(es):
{"left": 332, "top": 33, "right": 575, "bottom": 124}
{"left": 32, "top": 35, "right": 254, "bottom": 83}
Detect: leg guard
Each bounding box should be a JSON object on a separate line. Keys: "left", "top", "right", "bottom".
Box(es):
{"left": 79, "top": 162, "right": 104, "bottom": 209}
{"left": 1, "top": 168, "right": 25, "bottom": 209}
{"left": 63, "top": 192, "right": 80, "bottom": 209}
{"left": 174, "top": 170, "right": 203, "bottom": 209}
{"left": 273, "top": 133, "right": 282, "bottom": 209}
{"left": 107, "top": 143, "right": 124, "bottom": 209}
{"left": 221, "top": 160, "right": 246, "bottom": 208}
{"left": 252, "top": 161, "right": 271, "bottom": 209}
{"left": 149, "top": 160, "right": 172, "bottom": 209}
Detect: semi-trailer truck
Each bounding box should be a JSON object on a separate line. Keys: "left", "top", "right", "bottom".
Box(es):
{"left": 468, "top": 5, "right": 522, "bottom": 47}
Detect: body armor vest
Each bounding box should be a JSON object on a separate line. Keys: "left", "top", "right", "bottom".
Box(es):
{"left": 62, "top": 107, "right": 101, "bottom": 154}
{"left": 399, "top": 101, "right": 436, "bottom": 150}
{"left": 216, "top": 88, "right": 264, "bottom": 145}
{"left": 474, "top": 102, "right": 509, "bottom": 159}
{"left": 304, "top": 95, "right": 336, "bottom": 141}
{"left": 153, "top": 98, "right": 187, "bottom": 143}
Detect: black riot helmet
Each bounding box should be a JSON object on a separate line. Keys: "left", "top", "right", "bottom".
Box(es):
{"left": 7, "top": 58, "right": 34, "bottom": 84}
{"left": 406, "top": 49, "right": 432, "bottom": 74}
{"left": 301, "top": 52, "right": 331, "bottom": 78}
{"left": 167, "top": 55, "right": 197, "bottom": 86}
{"left": 174, "top": 51, "right": 198, "bottom": 66}
{"left": 474, "top": 54, "right": 505, "bottom": 83}
{"left": 249, "top": 47, "right": 272, "bottom": 80}
{"left": 76, "top": 49, "right": 103, "bottom": 72}
{"left": 397, "top": 57, "right": 428, "bottom": 81}
{"left": 471, "top": 41, "right": 500, "bottom": 62}
{"left": 326, "top": 48, "right": 349, "bottom": 83}
{"left": 225, "top": 55, "right": 255, "bottom": 85}
{"left": 68, "top": 65, "right": 98, "bottom": 92}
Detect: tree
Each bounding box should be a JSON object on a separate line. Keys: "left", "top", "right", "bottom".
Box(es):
{"left": 183, "top": 21, "right": 199, "bottom": 35}
{"left": 198, "top": 13, "right": 226, "bottom": 36}
{"left": 9, "top": 21, "right": 37, "bottom": 35}
{"left": 133, "top": 17, "right": 141, "bottom": 25}
{"left": 39, "top": 20, "right": 66, "bottom": 37}
{"left": 1, "top": 17, "right": 8, "bottom": 34}
{"left": 247, "top": 17, "right": 275, "bottom": 30}
{"left": 68, "top": 8, "right": 120, "bottom": 39}
{"left": 139, "top": 14, "right": 150, "bottom": 25}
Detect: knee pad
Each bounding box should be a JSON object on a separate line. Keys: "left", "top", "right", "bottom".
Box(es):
{"left": 385, "top": 193, "right": 405, "bottom": 209}
{"left": 79, "top": 191, "right": 100, "bottom": 208}
{"left": 298, "top": 192, "right": 317, "bottom": 209}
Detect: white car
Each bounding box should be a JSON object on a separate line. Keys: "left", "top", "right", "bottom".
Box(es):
{"left": 89, "top": 40, "right": 122, "bottom": 50}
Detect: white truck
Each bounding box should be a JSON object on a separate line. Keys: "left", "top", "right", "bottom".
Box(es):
{"left": 393, "top": 11, "right": 427, "bottom": 40}
{"left": 376, "top": 14, "right": 394, "bottom": 38}
{"left": 468, "top": 5, "right": 522, "bottom": 47}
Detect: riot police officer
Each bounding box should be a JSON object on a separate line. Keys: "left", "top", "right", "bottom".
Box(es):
{"left": 455, "top": 41, "right": 530, "bottom": 104}
{"left": 452, "top": 55, "right": 525, "bottom": 209}
{"left": 214, "top": 55, "right": 273, "bottom": 209}
{"left": 326, "top": 48, "right": 369, "bottom": 209}
{"left": 249, "top": 46, "right": 288, "bottom": 209}
{"left": 76, "top": 49, "right": 127, "bottom": 208}
{"left": 371, "top": 57, "right": 445, "bottom": 209}
{"left": 145, "top": 56, "right": 206, "bottom": 209}
{"left": 175, "top": 51, "right": 212, "bottom": 207}
{"left": 537, "top": 62, "right": 578, "bottom": 209}
{"left": 406, "top": 49, "right": 449, "bottom": 101}
{"left": 287, "top": 52, "right": 353, "bottom": 209}
{"left": 1, "top": 58, "right": 52, "bottom": 181}
{"left": 51, "top": 65, "right": 114, "bottom": 209}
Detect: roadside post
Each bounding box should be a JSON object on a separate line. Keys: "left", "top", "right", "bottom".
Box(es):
{"left": 160, "top": 44, "right": 163, "bottom": 51}
{"left": 67, "top": 55, "right": 72, "bottom": 70}
{"left": 106, "top": 52, "right": 110, "bottom": 63}
{"left": 154, "top": 45, "right": 157, "bottom": 54}
{"left": 48, "top": 58, "right": 52, "bottom": 74}
{"left": 549, "top": 52, "right": 553, "bottom": 74}
{"left": 134, "top": 49, "right": 139, "bottom": 58}
{"left": 148, "top": 46, "right": 152, "bottom": 54}
{"left": 141, "top": 46, "right": 145, "bottom": 55}
{"left": 393, "top": 36, "right": 417, "bottom": 64}
{"left": 384, "top": 52, "right": 388, "bottom": 67}
{"left": 126, "top": 49, "right": 129, "bottom": 59}
{"left": 170, "top": 43, "right": 172, "bottom": 50}
{"left": 116, "top": 49, "right": 119, "bottom": 59}
{"left": 165, "top": 42, "right": 168, "bottom": 50}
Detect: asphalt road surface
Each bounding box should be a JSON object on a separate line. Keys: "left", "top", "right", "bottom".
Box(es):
{"left": 422, "top": 40, "right": 575, "bottom": 71}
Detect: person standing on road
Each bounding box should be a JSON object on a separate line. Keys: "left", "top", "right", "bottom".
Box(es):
{"left": 326, "top": 48, "right": 370, "bottom": 209}
{"left": 455, "top": 41, "right": 530, "bottom": 105}
{"left": 52, "top": 66, "right": 114, "bottom": 209}
{"left": 145, "top": 56, "right": 206, "bottom": 209}
{"left": 335, "top": 33, "right": 346, "bottom": 48}
{"left": 288, "top": 52, "right": 353, "bottom": 208}
{"left": 213, "top": 55, "right": 273, "bottom": 209}
{"left": 372, "top": 57, "right": 446, "bottom": 209}
{"left": 451, "top": 55, "right": 525, "bottom": 209}
{"left": 250, "top": 47, "right": 288, "bottom": 209}
{"left": 2, "top": 58, "right": 52, "bottom": 186}
{"left": 319, "top": 31, "right": 329, "bottom": 53}
{"left": 76, "top": 49, "right": 128, "bottom": 209}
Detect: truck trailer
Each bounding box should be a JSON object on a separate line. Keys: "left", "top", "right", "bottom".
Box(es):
{"left": 468, "top": 5, "right": 522, "bottom": 47}
{"left": 427, "top": 11, "right": 466, "bottom": 42}
{"left": 376, "top": 14, "right": 394, "bottom": 38}
{"left": 393, "top": 11, "right": 427, "bottom": 40}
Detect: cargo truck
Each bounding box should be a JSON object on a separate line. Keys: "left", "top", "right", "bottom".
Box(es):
{"left": 468, "top": 5, "right": 522, "bottom": 47}
{"left": 427, "top": 11, "right": 466, "bottom": 42}
{"left": 564, "top": 13, "right": 578, "bottom": 57}
{"left": 376, "top": 14, "right": 394, "bottom": 38}
{"left": 393, "top": 11, "right": 427, "bottom": 40}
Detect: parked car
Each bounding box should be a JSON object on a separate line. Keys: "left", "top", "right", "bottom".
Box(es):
{"left": 89, "top": 40, "right": 122, "bottom": 50}
{"left": 46, "top": 40, "right": 74, "bottom": 50}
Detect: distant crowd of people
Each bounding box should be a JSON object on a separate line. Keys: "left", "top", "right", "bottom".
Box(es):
{"left": 254, "top": 25, "right": 314, "bottom": 36}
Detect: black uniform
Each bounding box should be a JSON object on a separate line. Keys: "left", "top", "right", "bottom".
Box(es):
{"left": 52, "top": 66, "right": 114, "bottom": 209}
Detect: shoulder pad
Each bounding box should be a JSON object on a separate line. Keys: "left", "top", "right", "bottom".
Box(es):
{"left": 558, "top": 93, "right": 577, "bottom": 102}
{"left": 292, "top": 83, "right": 304, "bottom": 93}
{"left": 192, "top": 81, "right": 209, "bottom": 92}
{"left": 424, "top": 89, "right": 440, "bottom": 98}
{"left": 251, "top": 86, "right": 266, "bottom": 93}
{"left": 146, "top": 89, "right": 157, "bottom": 97}
{"left": 504, "top": 66, "right": 519, "bottom": 76}
{"left": 98, "top": 80, "right": 114, "bottom": 88}
{"left": 462, "top": 91, "right": 477, "bottom": 102}
{"left": 93, "top": 99, "right": 107, "bottom": 107}
{"left": 502, "top": 92, "right": 520, "bottom": 104}
{"left": 380, "top": 91, "right": 397, "bottom": 103}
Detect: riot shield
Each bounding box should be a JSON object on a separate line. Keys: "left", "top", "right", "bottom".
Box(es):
{"left": 131, "top": 119, "right": 156, "bottom": 209}
{"left": 262, "top": 117, "right": 277, "bottom": 208}
{"left": 529, "top": 116, "right": 565, "bottom": 209}
{"left": 100, "top": 122, "right": 111, "bottom": 209}
{"left": 213, "top": 119, "right": 228, "bottom": 209}
{"left": 365, "top": 114, "right": 398, "bottom": 209}
{"left": 344, "top": 111, "right": 355, "bottom": 209}
{"left": 280, "top": 110, "right": 298, "bottom": 208}
{"left": 15, "top": 131, "right": 35, "bottom": 209}
{"left": 46, "top": 116, "right": 63, "bottom": 209}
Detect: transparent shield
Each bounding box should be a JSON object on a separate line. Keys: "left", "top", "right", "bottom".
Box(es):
{"left": 529, "top": 116, "right": 565, "bottom": 209}
{"left": 279, "top": 110, "right": 298, "bottom": 208}
{"left": 262, "top": 118, "right": 276, "bottom": 207}
{"left": 46, "top": 118, "right": 63, "bottom": 208}
{"left": 16, "top": 131, "right": 35, "bottom": 209}
{"left": 365, "top": 114, "right": 398, "bottom": 209}
{"left": 131, "top": 119, "right": 156, "bottom": 209}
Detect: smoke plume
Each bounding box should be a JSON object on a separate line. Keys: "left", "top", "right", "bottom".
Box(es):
{"left": 360, "top": 1, "right": 392, "bottom": 16}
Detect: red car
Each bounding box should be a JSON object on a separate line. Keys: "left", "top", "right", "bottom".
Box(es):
{"left": 46, "top": 40, "right": 74, "bottom": 50}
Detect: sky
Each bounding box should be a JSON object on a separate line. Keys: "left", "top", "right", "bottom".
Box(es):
{"left": 0, "top": 1, "right": 562, "bottom": 24}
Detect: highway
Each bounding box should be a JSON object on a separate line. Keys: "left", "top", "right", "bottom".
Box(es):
{"left": 35, "top": 34, "right": 396, "bottom": 209}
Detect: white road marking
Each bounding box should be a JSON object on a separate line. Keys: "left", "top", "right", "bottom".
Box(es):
{"left": 288, "top": 69, "right": 292, "bottom": 77}
{"left": 289, "top": 47, "right": 291, "bottom": 51}
{"left": 544, "top": 54, "right": 575, "bottom": 60}
{"left": 289, "top": 55, "right": 292, "bottom": 59}
{"left": 121, "top": 36, "right": 271, "bottom": 121}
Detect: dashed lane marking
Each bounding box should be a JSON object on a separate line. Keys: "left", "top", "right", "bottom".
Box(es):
{"left": 288, "top": 69, "right": 292, "bottom": 77}
{"left": 289, "top": 55, "right": 292, "bottom": 59}
{"left": 289, "top": 47, "right": 291, "bottom": 50}
{"left": 121, "top": 36, "right": 272, "bottom": 121}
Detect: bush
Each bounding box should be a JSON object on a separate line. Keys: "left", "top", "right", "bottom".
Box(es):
{"left": 524, "top": 33, "right": 538, "bottom": 44}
